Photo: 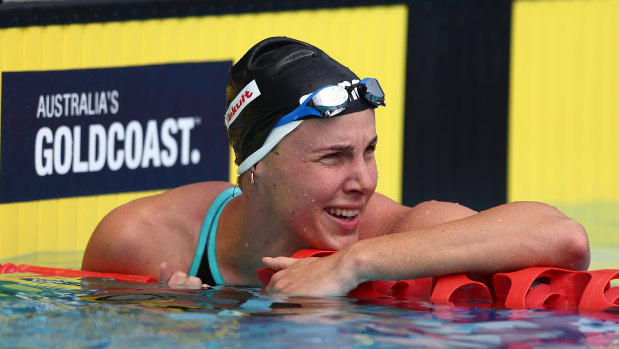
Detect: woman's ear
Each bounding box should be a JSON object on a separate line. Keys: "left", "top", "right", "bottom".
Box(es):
{"left": 243, "top": 163, "right": 261, "bottom": 188}
{"left": 252, "top": 162, "right": 263, "bottom": 177}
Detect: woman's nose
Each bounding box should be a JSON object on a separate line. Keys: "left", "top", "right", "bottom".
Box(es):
{"left": 343, "top": 156, "right": 376, "bottom": 195}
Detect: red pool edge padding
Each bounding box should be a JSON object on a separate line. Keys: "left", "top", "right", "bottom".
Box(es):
{"left": 2, "top": 250, "right": 617, "bottom": 312}
{"left": 0, "top": 262, "right": 157, "bottom": 283}
{"left": 258, "top": 249, "right": 619, "bottom": 312}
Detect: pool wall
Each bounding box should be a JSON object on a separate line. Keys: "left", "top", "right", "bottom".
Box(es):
{"left": 0, "top": 0, "right": 617, "bottom": 262}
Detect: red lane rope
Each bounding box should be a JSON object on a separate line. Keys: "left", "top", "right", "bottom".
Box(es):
{"left": 258, "top": 249, "right": 619, "bottom": 312}
{"left": 0, "top": 263, "right": 157, "bottom": 283}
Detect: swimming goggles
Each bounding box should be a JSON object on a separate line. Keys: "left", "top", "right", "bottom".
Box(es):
{"left": 236, "top": 78, "right": 385, "bottom": 174}
{"left": 273, "top": 78, "right": 385, "bottom": 128}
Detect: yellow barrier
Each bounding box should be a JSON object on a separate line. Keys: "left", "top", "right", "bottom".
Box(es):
{"left": 509, "top": 0, "right": 619, "bottom": 246}
{"left": 0, "top": 5, "right": 408, "bottom": 259}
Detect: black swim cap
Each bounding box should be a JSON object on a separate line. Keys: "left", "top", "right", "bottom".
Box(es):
{"left": 224, "top": 37, "right": 374, "bottom": 170}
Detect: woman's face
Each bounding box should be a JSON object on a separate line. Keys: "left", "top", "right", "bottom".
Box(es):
{"left": 257, "top": 109, "right": 378, "bottom": 250}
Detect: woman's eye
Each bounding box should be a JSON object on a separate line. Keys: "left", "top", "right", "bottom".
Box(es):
{"left": 319, "top": 152, "right": 345, "bottom": 164}
{"left": 322, "top": 153, "right": 339, "bottom": 160}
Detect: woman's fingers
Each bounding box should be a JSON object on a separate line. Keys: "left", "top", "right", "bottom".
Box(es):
{"left": 159, "top": 263, "right": 207, "bottom": 288}
{"left": 262, "top": 256, "right": 302, "bottom": 270}
{"left": 168, "top": 270, "right": 190, "bottom": 285}
{"left": 184, "top": 276, "right": 204, "bottom": 288}
{"left": 159, "top": 262, "right": 173, "bottom": 283}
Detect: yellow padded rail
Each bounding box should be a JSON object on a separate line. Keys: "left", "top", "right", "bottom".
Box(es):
{"left": 509, "top": 0, "right": 619, "bottom": 246}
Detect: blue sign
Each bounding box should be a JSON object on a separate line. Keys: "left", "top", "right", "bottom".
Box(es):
{"left": 0, "top": 62, "right": 232, "bottom": 203}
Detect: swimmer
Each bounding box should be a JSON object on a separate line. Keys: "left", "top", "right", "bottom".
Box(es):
{"left": 82, "top": 37, "right": 590, "bottom": 295}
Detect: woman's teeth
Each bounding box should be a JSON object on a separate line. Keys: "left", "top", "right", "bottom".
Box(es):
{"left": 326, "top": 208, "right": 360, "bottom": 221}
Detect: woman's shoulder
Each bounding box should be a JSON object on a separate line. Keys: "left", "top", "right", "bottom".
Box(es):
{"left": 117, "top": 181, "right": 234, "bottom": 228}
{"left": 359, "top": 193, "right": 477, "bottom": 239}
{"left": 82, "top": 181, "right": 234, "bottom": 276}
{"left": 359, "top": 193, "right": 409, "bottom": 239}
{"left": 159, "top": 181, "right": 235, "bottom": 215}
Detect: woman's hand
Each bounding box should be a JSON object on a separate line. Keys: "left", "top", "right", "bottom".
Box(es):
{"left": 262, "top": 252, "right": 360, "bottom": 296}
{"left": 159, "top": 262, "right": 208, "bottom": 289}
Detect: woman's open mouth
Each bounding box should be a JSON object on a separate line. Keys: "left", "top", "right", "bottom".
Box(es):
{"left": 325, "top": 208, "right": 360, "bottom": 221}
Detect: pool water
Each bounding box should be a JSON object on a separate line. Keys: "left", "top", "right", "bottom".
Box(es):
{"left": 1, "top": 270, "right": 618, "bottom": 348}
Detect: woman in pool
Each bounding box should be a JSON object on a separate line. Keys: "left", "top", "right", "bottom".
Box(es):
{"left": 82, "top": 37, "right": 590, "bottom": 295}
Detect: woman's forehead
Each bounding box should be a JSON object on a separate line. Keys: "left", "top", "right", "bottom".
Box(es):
{"left": 286, "top": 109, "right": 377, "bottom": 150}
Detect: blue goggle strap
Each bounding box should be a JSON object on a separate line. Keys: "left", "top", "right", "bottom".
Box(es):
{"left": 273, "top": 105, "right": 323, "bottom": 128}
{"left": 273, "top": 86, "right": 334, "bottom": 127}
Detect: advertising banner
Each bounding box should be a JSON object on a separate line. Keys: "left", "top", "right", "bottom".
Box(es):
{"left": 1, "top": 62, "right": 231, "bottom": 203}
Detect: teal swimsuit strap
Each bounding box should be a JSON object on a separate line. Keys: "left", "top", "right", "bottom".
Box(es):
{"left": 189, "top": 187, "right": 240, "bottom": 285}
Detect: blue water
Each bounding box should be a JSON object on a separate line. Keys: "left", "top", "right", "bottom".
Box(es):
{"left": 1, "top": 271, "right": 618, "bottom": 348}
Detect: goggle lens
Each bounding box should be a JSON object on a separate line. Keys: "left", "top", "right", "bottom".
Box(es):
{"left": 360, "top": 78, "right": 385, "bottom": 106}
{"left": 274, "top": 78, "right": 385, "bottom": 128}
{"left": 307, "top": 85, "right": 350, "bottom": 116}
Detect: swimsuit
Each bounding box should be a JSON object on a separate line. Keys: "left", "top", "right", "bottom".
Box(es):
{"left": 189, "top": 187, "right": 240, "bottom": 285}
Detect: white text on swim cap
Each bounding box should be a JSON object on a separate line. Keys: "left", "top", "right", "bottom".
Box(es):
{"left": 225, "top": 79, "right": 261, "bottom": 129}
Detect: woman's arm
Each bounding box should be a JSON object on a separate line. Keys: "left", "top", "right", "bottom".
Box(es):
{"left": 263, "top": 195, "right": 590, "bottom": 295}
